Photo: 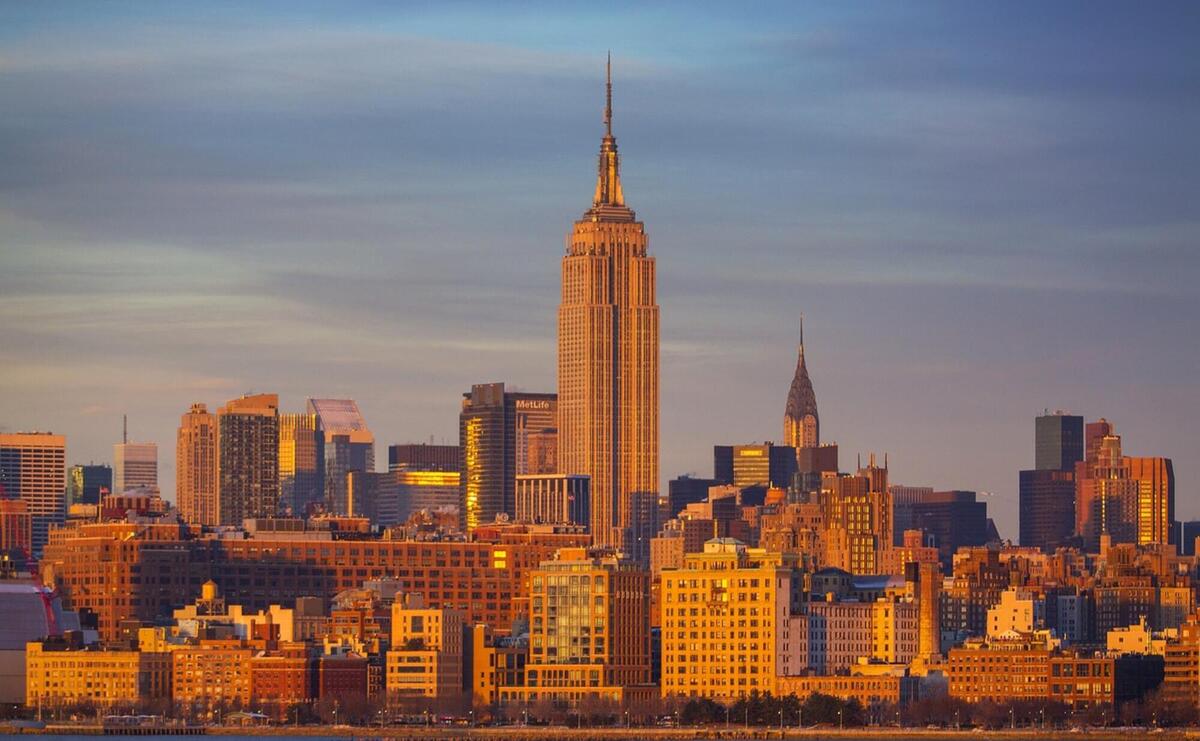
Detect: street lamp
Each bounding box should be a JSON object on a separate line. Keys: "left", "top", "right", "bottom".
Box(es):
{"left": 778, "top": 709, "right": 783, "bottom": 731}
{"left": 1010, "top": 707, "right": 1015, "bottom": 729}
{"left": 838, "top": 707, "right": 843, "bottom": 730}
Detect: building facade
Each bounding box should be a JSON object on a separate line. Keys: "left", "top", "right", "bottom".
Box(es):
{"left": 515, "top": 474, "right": 590, "bottom": 527}
{"left": 0, "top": 432, "right": 66, "bottom": 555}
{"left": 217, "top": 394, "right": 280, "bottom": 526}
{"left": 177, "top": 403, "right": 218, "bottom": 526}
{"left": 113, "top": 441, "right": 157, "bottom": 493}
{"left": 279, "top": 412, "right": 323, "bottom": 516}
{"left": 308, "top": 399, "right": 375, "bottom": 516}
{"left": 67, "top": 464, "right": 111, "bottom": 507}
{"left": 459, "top": 383, "right": 557, "bottom": 531}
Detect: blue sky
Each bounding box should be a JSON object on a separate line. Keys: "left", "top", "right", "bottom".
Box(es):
{"left": 2, "top": 2, "right": 1197, "bottom": 536}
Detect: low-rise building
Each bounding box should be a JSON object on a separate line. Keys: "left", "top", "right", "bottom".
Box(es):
{"left": 385, "top": 594, "right": 464, "bottom": 702}
{"left": 26, "top": 638, "right": 170, "bottom": 708}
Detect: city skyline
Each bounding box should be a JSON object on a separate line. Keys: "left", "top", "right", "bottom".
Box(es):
{"left": 2, "top": 3, "right": 1198, "bottom": 539}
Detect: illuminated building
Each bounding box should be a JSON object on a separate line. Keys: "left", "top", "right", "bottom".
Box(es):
{"left": 0, "top": 432, "right": 66, "bottom": 555}
{"left": 949, "top": 634, "right": 1163, "bottom": 710}
{"left": 783, "top": 317, "right": 819, "bottom": 458}
{"left": 382, "top": 469, "right": 460, "bottom": 525}
{"left": 458, "top": 383, "right": 556, "bottom": 531}
{"left": 661, "top": 540, "right": 802, "bottom": 699}
{"left": 177, "top": 403, "right": 218, "bottom": 526}
{"left": 26, "top": 639, "right": 170, "bottom": 708}
{"left": 40, "top": 521, "right": 576, "bottom": 641}
{"left": 986, "top": 588, "right": 1045, "bottom": 637}
{"left": 308, "top": 399, "right": 375, "bottom": 516}
{"left": 217, "top": 393, "right": 280, "bottom": 525}
{"left": 386, "top": 594, "right": 464, "bottom": 701}
{"left": 113, "top": 440, "right": 157, "bottom": 493}
{"left": 249, "top": 649, "right": 313, "bottom": 717}
{"left": 514, "top": 474, "right": 589, "bottom": 526}
{"left": 777, "top": 674, "right": 916, "bottom": 706}
{"left": 797, "top": 597, "right": 919, "bottom": 674}
{"left": 172, "top": 640, "right": 253, "bottom": 709}
{"left": 67, "top": 464, "right": 111, "bottom": 507}
{"left": 279, "top": 412, "right": 323, "bottom": 516}
{"left": 713, "top": 443, "right": 797, "bottom": 489}
{"left": 465, "top": 624, "right": 526, "bottom": 708}
{"left": 557, "top": 58, "right": 658, "bottom": 550}
{"left": 512, "top": 547, "right": 651, "bottom": 704}
{"left": 1075, "top": 420, "right": 1174, "bottom": 551}
{"left": 0, "top": 499, "right": 32, "bottom": 558}
{"left": 388, "top": 443, "right": 459, "bottom": 472}
{"left": 819, "top": 458, "right": 891, "bottom": 574}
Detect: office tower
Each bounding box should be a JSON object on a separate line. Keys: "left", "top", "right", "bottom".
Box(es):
{"left": 889, "top": 485, "right": 934, "bottom": 545}
{"left": 307, "top": 399, "right": 374, "bottom": 515}
{"left": 176, "top": 403, "right": 218, "bottom": 526}
{"left": 1035, "top": 411, "right": 1084, "bottom": 472}
{"left": 0, "top": 499, "right": 33, "bottom": 557}
{"left": 783, "top": 316, "right": 819, "bottom": 452}
{"left": 713, "top": 443, "right": 797, "bottom": 489}
{"left": 387, "top": 443, "right": 459, "bottom": 472}
{"left": 514, "top": 474, "right": 590, "bottom": 526}
{"left": 1019, "top": 469, "right": 1076, "bottom": 552}
{"left": 524, "top": 548, "right": 650, "bottom": 701}
{"left": 558, "top": 58, "right": 659, "bottom": 549}
{"left": 1021, "top": 411, "right": 1083, "bottom": 552}
{"left": 0, "top": 432, "right": 66, "bottom": 554}
{"left": 113, "top": 441, "right": 157, "bottom": 493}
{"left": 1128, "top": 456, "right": 1174, "bottom": 547}
{"left": 666, "top": 476, "right": 715, "bottom": 519}
{"left": 819, "top": 456, "right": 891, "bottom": 574}
{"left": 376, "top": 470, "right": 462, "bottom": 527}
{"left": 279, "top": 412, "right": 324, "bottom": 515}
{"left": 217, "top": 393, "right": 280, "bottom": 525}
{"left": 67, "top": 464, "right": 112, "bottom": 507}
{"left": 796, "top": 443, "right": 838, "bottom": 494}
{"left": 908, "top": 490, "right": 990, "bottom": 569}
{"left": 459, "top": 383, "right": 557, "bottom": 531}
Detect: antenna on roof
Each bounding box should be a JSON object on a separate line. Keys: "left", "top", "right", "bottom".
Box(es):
{"left": 123, "top": 414, "right": 128, "bottom": 444}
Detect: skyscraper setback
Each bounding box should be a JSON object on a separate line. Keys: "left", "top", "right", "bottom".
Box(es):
{"left": 557, "top": 58, "right": 659, "bottom": 548}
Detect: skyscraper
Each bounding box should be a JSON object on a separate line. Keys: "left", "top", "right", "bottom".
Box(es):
{"left": 217, "top": 393, "right": 279, "bottom": 525}
{"left": 783, "top": 316, "right": 819, "bottom": 453}
{"left": 113, "top": 441, "right": 157, "bottom": 493}
{"left": 307, "top": 399, "right": 374, "bottom": 515}
{"left": 1021, "top": 411, "right": 1083, "bottom": 552}
{"left": 713, "top": 443, "right": 797, "bottom": 489}
{"left": 1073, "top": 419, "right": 1174, "bottom": 551}
{"left": 557, "top": 57, "right": 659, "bottom": 549}
{"left": 1035, "top": 411, "right": 1084, "bottom": 472}
{"left": 459, "top": 383, "right": 556, "bottom": 531}
{"left": 279, "top": 412, "right": 324, "bottom": 515}
{"left": 177, "top": 403, "right": 218, "bottom": 526}
{"left": 67, "top": 463, "right": 112, "bottom": 507}
{"left": 0, "top": 432, "right": 66, "bottom": 555}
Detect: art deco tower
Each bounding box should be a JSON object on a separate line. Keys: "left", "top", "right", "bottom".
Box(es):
{"left": 784, "top": 317, "right": 819, "bottom": 450}
{"left": 558, "top": 57, "right": 659, "bottom": 549}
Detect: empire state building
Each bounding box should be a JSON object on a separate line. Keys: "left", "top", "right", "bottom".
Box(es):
{"left": 558, "top": 58, "right": 659, "bottom": 549}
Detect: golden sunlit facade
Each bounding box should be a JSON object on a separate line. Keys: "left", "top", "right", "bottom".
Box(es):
{"left": 558, "top": 58, "right": 658, "bottom": 548}
{"left": 26, "top": 643, "right": 170, "bottom": 708}
{"left": 176, "top": 403, "right": 217, "bottom": 526}
{"left": 661, "top": 540, "right": 801, "bottom": 700}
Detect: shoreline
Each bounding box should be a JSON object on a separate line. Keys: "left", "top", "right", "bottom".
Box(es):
{"left": 18, "top": 725, "right": 1200, "bottom": 739}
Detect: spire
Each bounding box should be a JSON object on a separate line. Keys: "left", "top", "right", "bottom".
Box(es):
{"left": 589, "top": 53, "right": 628, "bottom": 217}
{"left": 605, "top": 51, "right": 612, "bottom": 137}
{"left": 784, "top": 315, "right": 820, "bottom": 449}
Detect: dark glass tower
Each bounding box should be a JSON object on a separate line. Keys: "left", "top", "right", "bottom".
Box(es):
{"left": 1021, "top": 411, "right": 1083, "bottom": 551}
{"left": 1035, "top": 411, "right": 1083, "bottom": 472}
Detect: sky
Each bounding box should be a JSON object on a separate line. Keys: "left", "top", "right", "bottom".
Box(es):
{"left": 1, "top": 2, "right": 1197, "bottom": 538}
